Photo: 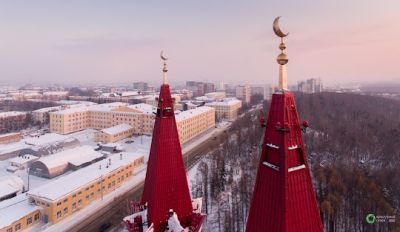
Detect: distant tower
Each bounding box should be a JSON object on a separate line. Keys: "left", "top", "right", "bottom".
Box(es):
{"left": 246, "top": 17, "right": 323, "bottom": 231}
{"left": 124, "top": 52, "right": 205, "bottom": 231}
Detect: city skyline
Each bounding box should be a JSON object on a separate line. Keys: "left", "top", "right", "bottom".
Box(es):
{"left": 0, "top": 1, "right": 399, "bottom": 86}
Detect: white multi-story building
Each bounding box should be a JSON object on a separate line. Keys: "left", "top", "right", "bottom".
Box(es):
{"left": 298, "top": 78, "right": 323, "bottom": 93}
{"left": 235, "top": 85, "right": 251, "bottom": 103}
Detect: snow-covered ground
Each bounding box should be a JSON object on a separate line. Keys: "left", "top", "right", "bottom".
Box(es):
{"left": 1, "top": 118, "right": 231, "bottom": 232}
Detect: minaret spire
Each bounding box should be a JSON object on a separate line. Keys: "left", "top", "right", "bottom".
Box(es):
{"left": 245, "top": 17, "right": 323, "bottom": 231}
{"left": 160, "top": 50, "right": 168, "bottom": 84}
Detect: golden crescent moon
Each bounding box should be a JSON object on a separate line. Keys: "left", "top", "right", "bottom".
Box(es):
{"left": 273, "top": 16, "right": 289, "bottom": 38}
{"left": 160, "top": 50, "right": 168, "bottom": 61}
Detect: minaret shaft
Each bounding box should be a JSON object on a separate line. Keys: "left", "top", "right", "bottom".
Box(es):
{"left": 279, "top": 64, "right": 288, "bottom": 90}
{"left": 163, "top": 61, "right": 168, "bottom": 84}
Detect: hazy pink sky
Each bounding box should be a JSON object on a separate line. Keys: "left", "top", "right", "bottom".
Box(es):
{"left": 0, "top": 1, "right": 399, "bottom": 86}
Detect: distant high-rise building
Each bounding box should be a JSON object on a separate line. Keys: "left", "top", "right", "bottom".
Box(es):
{"left": 263, "top": 84, "right": 277, "bottom": 100}
{"left": 133, "top": 82, "right": 148, "bottom": 91}
{"left": 298, "top": 78, "right": 323, "bottom": 93}
{"left": 204, "top": 82, "right": 215, "bottom": 93}
{"left": 235, "top": 85, "right": 251, "bottom": 103}
{"left": 251, "top": 86, "right": 264, "bottom": 96}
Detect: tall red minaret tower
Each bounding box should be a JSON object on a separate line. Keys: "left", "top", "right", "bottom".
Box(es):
{"left": 246, "top": 17, "right": 323, "bottom": 232}
{"left": 124, "top": 52, "right": 205, "bottom": 232}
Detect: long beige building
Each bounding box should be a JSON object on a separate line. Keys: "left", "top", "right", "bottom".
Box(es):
{"left": 206, "top": 98, "right": 242, "bottom": 121}
{"left": 95, "top": 124, "right": 134, "bottom": 144}
{"left": 50, "top": 103, "right": 215, "bottom": 145}
{"left": 175, "top": 106, "right": 215, "bottom": 144}
{"left": 49, "top": 103, "right": 155, "bottom": 135}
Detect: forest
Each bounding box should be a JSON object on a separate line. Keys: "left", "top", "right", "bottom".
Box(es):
{"left": 191, "top": 92, "right": 400, "bottom": 232}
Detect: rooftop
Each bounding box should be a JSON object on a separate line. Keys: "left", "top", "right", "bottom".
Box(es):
{"left": 101, "top": 124, "right": 133, "bottom": 135}
{"left": 0, "top": 175, "right": 24, "bottom": 198}
{"left": 9, "top": 154, "right": 39, "bottom": 165}
{"left": 128, "top": 103, "right": 156, "bottom": 115}
{"left": 0, "top": 132, "right": 21, "bottom": 138}
{"left": 205, "top": 98, "right": 242, "bottom": 106}
{"left": 175, "top": 106, "right": 214, "bottom": 122}
{"left": 0, "top": 111, "right": 27, "bottom": 118}
{"left": 28, "top": 152, "right": 143, "bottom": 201}
{"left": 0, "top": 194, "right": 41, "bottom": 228}
{"left": 34, "top": 145, "right": 103, "bottom": 169}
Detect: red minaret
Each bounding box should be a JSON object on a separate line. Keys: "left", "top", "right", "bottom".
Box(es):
{"left": 124, "top": 52, "right": 205, "bottom": 232}
{"left": 246, "top": 17, "right": 323, "bottom": 232}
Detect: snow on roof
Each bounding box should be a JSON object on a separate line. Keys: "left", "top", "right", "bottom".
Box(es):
{"left": 175, "top": 106, "right": 214, "bottom": 122}
{"left": 0, "top": 132, "right": 20, "bottom": 138}
{"left": 88, "top": 102, "right": 128, "bottom": 112}
{"left": 195, "top": 96, "right": 213, "bottom": 102}
{"left": 205, "top": 98, "right": 242, "bottom": 106}
{"left": 0, "top": 111, "right": 27, "bottom": 118}
{"left": 43, "top": 91, "right": 68, "bottom": 96}
{"left": 24, "top": 133, "right": 70, "bottom": 146}
{"left": 121, "top": 91, "right": 139, "bottom": 97}
{"left": 9, "top": 154, "right": 39, "bottom": 165}
{"left": 128, "top": 103, "right": 156, "bottom": 115}
{"left": 28, "top": 152, "right": 143, "bottom": 201}
{"left": 56, "top": 100, "right": 97, "bottom": 106}
{"left": 51, "top": 102, "right": 128, "bottom": 115}
{"left": 0, "top": 194, "right": 41, "bottom": 228}
{"left": 101, "top": 124, "right": 133, "bottom": 135}
{"left": 34, "top": 146, "right": 103, "bottom": 169}
{"left": 32, "top": 105, "right": 64, "bottom": 113}
{"left": 0, "top": 175, "right": 24, "bottom": 198}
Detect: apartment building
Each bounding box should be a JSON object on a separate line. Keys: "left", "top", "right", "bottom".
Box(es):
{"left": 235, "top": 85, "right": 251, "bottom": 104}
{"left": 0, "top": 112, "right": 27, "bottom": 133}
{"left": 49, "top": 102, "right": 216, "bottom": 145}
{"left": 206, "top": 98, "right": 242, "bottom": 121}
{"left": 175, "top": 106, "right": 215, "bottom": 144}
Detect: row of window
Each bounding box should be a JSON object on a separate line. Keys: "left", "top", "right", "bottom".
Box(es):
{"left": 6, "top": 213, "right": 39, "bottom": 232}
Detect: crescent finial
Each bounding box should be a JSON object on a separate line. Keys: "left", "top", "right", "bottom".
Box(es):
{"left": 273, "top": 16, "right": 289, "bottom": 38}
{"left": 160, "top": 50, "right": 168, "bottom": 61}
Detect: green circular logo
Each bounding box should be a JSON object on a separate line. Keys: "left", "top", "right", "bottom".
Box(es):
{"left": 366, "top": 214, "right": 376, "bottom": 224}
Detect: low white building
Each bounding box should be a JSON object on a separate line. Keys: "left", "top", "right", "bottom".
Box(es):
{"left": 0, "top": 175, "right": 24, "bottom": 201}
{"left": 8, "top": 154, "right": 39, "bottom": 171}
{"left": 29, "top": 146, "right": 104, "bottom": 178}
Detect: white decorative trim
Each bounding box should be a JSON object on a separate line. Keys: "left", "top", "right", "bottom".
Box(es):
{"left": 266, "top": 143, "right": 279, "bottom": 149}
{"left": 288, "top": 164, "right": 306, "bottom": 172}
{"left": 263, "top": 161, "right": 280, "bottom": 171}
{"left": 288, "top": 145, "right": 298, "bottom": 150}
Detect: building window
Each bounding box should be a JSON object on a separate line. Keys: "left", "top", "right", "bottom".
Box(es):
{"left": 15, "top": 223, "right": 21, "bottom": 231}
{"left": 64, "top": 207, "right": 68, "bottom": 215}
{"left": 6, "top": 227, "right": 13, "bottom": 232}
{"left": 27, "top": 217, "right": 32, "bottom": 225}
{"left": 78, "top": 199, "right": 82, "bottom": 206}
{"left": 34, "top": 213, "right": 39, "bottom": 221}
{"left": 86, "top": 195, "right": 89, "bottom": 201}
{"left": 63, "top": 198, "right": 68, "bottom": 203}
{"left": 56, "top": 202, "right": 61, "bottom": 206}
{"left": 56, "top": 211, "right": 62, "bottom": 219}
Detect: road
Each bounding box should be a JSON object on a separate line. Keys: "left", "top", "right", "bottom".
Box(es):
{"left": 72, "top": 127, "right": 229, "bottom": 232}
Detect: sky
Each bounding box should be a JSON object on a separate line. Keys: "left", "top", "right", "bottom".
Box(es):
{"left": 0, "top": 1, "right": 399, "bottom": 87}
